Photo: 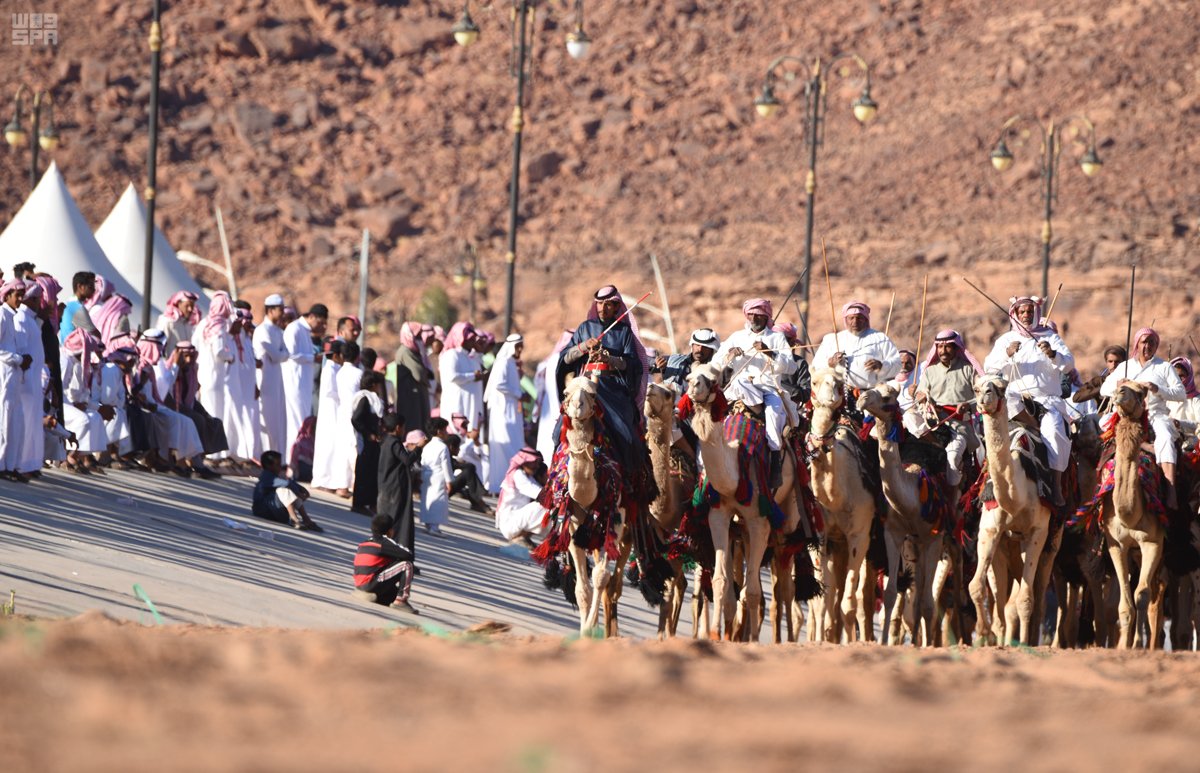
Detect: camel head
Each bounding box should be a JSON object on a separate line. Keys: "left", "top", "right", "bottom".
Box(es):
{"left": 856, "top": 383, "right": 900, "bottom": 422}
{"left": 1113, "top": 381, "right": 1148, "bottom": 421}
{"left": 644, "top": 381, "right": 677, "bottom": 421}
{"left": 563, "top": 375, "right": 599, "bottom": 422}
{"left": 686, "top": 361, "right": 730, "bottom": 405}
{"left": 811, "top": 368, "right": 846, "bottom": 410}
{"left": 973, "top": 374, "right": 1008, "bottom": 416}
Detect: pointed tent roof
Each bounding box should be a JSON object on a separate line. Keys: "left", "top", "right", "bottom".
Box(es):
{"left": 95, "top": 183, "right": 207, "bottom": 316}
{"left": 0, "top": 162, "right": 147, "bottom": 316}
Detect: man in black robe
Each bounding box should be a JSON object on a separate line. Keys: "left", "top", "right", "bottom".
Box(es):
{"left": 556, "top": 285, "right": 656, "bottom": 500}
{"left": 376, "top": 412, "right": 416, "bottom": 559}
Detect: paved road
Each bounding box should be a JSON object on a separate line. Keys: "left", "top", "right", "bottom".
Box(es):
{"left": 0, "top": 467, "right": 665, "bottom": 637}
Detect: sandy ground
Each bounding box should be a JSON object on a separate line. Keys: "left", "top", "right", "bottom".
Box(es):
{"left": 3, "top": 614, "right": 1200, "bottom": 772}
{"left": 4, "top": 470, "right": 1200, "bottom": 771}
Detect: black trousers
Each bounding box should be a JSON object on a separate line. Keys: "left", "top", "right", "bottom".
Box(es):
{"left": 450, "top": 460, "right": 488, "bottom": 510}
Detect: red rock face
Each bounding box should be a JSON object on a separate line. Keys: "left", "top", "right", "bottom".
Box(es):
{"left": 0, "top": 0, "right": 1197, "bottom": 369}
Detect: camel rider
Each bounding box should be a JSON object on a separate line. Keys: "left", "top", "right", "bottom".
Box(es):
{"left": 983, "top": 295, "right": 1075, "bottom": 505}
{"left": 889, "top": 348, "right": 926, "bottom": 436}
{"left": 557, "top": 285, "right": 651, "bottom": 480}
{"left": 1099, "top": 327, "right": 1186, "bottom": 507}
{"left": 773, "top": 321, "right": 812, "bottom": 406}
{"left": 813, "top": 300, "right": 902, "bottom": 391}
{"left": 652, "top": 328, "right": 719, "bottom": 393}
{"left": 915, "top": 330, "right": 983, "bottom": 487}
{"left": 715, "top": 298, "right": 797, "bottom": 488}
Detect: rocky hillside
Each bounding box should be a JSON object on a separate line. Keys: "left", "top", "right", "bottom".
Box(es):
{"left": 1, "top": 0, "right": 1197, "bottom": 366}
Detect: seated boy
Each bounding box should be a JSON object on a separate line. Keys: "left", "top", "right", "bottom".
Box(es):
{"left": 252, "top": 450, "right": 323, "bottom": 532}
{"left": 353, "top": 513, "right": 418, "bottom": 614}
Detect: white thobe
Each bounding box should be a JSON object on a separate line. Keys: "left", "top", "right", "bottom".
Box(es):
{"left": 310, "top": 359, "right": 341, "bottom": 488}
{"left": 147, "top": 361, "right": 203, "bottom": 459}
{"left": 331, "top": 362, "right": 363, "bottom": 490}
{"left": 14, "top": 307, "right": 44, "bottom": 472}
{"left": 282, "top": 317, "right": 317, "bottom": 464}
{"left": 495, "top": 468, "right": 548, "bottom": 540}
{"left": 717, "top": 326, "right": 798, "bottom": 451}
{"left": 463, "top": 350, "right": 485, "bottom": 432}
{"left": 194, "top": 326, "right": 236, "bottom": 459}
{"left": 985, "top": 331, "right": 1075, "bottom": 471}
{"left": 420, "top": 436, "right": 453, "bottom": 526}
{"left": 534, "top": 351, "right": 563, "bottom": 462}
{"left": 439, "top": 347, "right": 477, "bottom": 433}
{"left": 0, "top": 305, "right": 26, "bottom": 471}
{"left": 61, "top": 354, "right": 107, "bottom": 454}
{"left": 98, "top": 363, "right": 132, "bottom": 455}
{"left": 459, "top": 437, "right": 486, "bottom": 479}
{"left": 231, "top": 337, "right": 262, "bottom": 461}
{"left": 485, "top": 357, "right": 524, "bottom": 493}
{"left": 254, "top": 320, "right": 289, "bottom": 454}
{"left": 1101, "top": 357, "right": 1186, "bottom": 465}
{"left": 1170, "top": 395, "right": 1200, "bottom": 427}
{"left": 813, "top": 328, "right": 902, "bottom": 390}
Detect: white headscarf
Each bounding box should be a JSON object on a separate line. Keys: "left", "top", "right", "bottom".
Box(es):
{"left": 484, "top": 334, "right": 523, "bottom": 406}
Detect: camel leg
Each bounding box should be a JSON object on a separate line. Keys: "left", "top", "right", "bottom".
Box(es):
{"left": 915, "top": 537, "right": 941, "bottom": 647}
{"left": 709, "top": 509, "right": 735, "bottom": 640}
{"left": 567, "top": 541, "right": 593, "bottom": 636}
{"left": 1016, "top": 524, "right": 1049, "bottom": 646}
{"left": 970, "top": 524, "right": 1001, "bottom": 646}
{"left": 930, "top": 542, "right": 952, "bottom": 648}
{"left": 842, "top": 529, "right": 873, "bottom": 643}
{"left": 1030, "top": 527, "right": 1061, "bottom": 647}
{"left": 583, "top": 549, "right": 608, "bottom": 634}
{"left": 770, "top": 550, "right": 796, "bottom": 644}
{"left": 741, "top": 516, "right": 772, "bottom": 643}
{"left": 890, "top": 586, "right": 908, "bottom": 646}
{"left": 603, "top": 523, "right": 633, "bottom": 638}
{"left": 1107, "top": 542, "right": 1134, "bottom": 649}
{"left": 1135, "top": 540, "right": 1163, "bottom": 650}
{"left": 1172, "top": 572, "right": 1195, "bottom": 651}
{"left": 882, "top": 529, "right": 901, "bottom": 645}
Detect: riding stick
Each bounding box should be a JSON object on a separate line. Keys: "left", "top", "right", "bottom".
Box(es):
{"left": 794, "top": 298, "right": 811, "bottom": 347}
{"left": 820, "top": 237, "right": 840, "bottom": 357}
{"left": 961, "top": 277, "right": 1037, "bottom": 338}
{"left": 1123, "top": 264, "right": 1136, "bottom": 378}
{"left": 598, "top": 291, "right": 653, "bottom": 340}
{"left": 1042, "top": 282, "right": 1064, "bottom": 325}
{"left": 769, "top": 265, "right": 811, "bottom": 327}
{"left": 915, "top": 275, "right": 929, "bottom": 365}
{"left": 883, "top": 291, "right": 896, "bottom": 338}
{"left": 1189, "top": 334, "right": 1200, "bottom": 358}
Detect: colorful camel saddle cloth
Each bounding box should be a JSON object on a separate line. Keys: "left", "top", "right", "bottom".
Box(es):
{"left": 859, "top": 411, "right": 950, "bottom": 477}
{"left": 1070, "top": 451, "right": 1167, "bottom": 531}
{"left": 714, "top": 411, "right": 786, "bottom": 529}
{"left": 532, "top": 438, "right": 625, "bottom": 565}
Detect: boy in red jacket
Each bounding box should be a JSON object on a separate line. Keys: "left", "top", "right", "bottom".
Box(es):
{"left": 353, "top": 513, "right": 417, "bottom": 614}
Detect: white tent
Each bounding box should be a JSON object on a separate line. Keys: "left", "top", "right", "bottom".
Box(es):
{"left": 95, "top": 182, "right": 207, "bottom": 316}
{"left": 0, "top": 162, "right": 147, "bottom": 317}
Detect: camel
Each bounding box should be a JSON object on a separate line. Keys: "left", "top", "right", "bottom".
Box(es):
{"left": 1099, "top": 382, "right": 1165, "bottom": 649}
{"left": 970, "top": 375, "right": 1052, "bottom": 646}
{"left": 857, "top": 384, "right": 953, "bottom": 646}
{"left": 808, "top": 368, "right": 878, "bottom": 642}
{"left": 683, "top": 362, "right": 777, "bottom": 641}
{"left": 559, "top": 376, "right": 633, "bottom": 637}
{"left": 643, "top": 382, "right": 698, "bottom": 638}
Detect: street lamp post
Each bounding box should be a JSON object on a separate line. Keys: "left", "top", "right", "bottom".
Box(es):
{"left": 5, "top": 85, "right": 60, "bottom": 188}
{"left": 988, "top": 114, "right": 1103, "bottom": 299}
{"left": 141, "top": 0, "right": 164, "bottom": 330}
{"left": 753, "top": 52, "right": 878, "bottom": 339}
{"left": 452, "top": 0, "right": 591, "bottom": 337}
{"left": 453, "top": 243, "right": 488, "bottom": 323}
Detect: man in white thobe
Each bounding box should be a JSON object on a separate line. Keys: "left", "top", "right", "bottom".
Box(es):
{"left": 535, "top": 330, "right": 573, "bottom": 462}
{"left": 282, "top": 304, "right": 328, "bottom": 465}
{"left": 984, "top": 295, "right": 1074, "bottom": 502}
{"left": 494, "top": 446, "right": 549, "bottom": 545}
{"left": 331, "top": 342, "right": 364, "bottom": 494}
{"left": 311, "top": 340, "right": 344, "bottom": 492}
{"left": 813, "top": 299, "right": 902, "bottom": 391}
{"left": 716, "top": 298, "right": 797, "bottom": 487}
{"left": 420, "top": 417, "right": 454, "bottom": 536}
{"left": 99, "top": 347, "right": 136, "bottom": 458}
{"left": 253, "top": 294, "right": 289, "bottom": 454}
{"left": 484, "top": 334, "right": 526, "bottom": 494}
{"left": 15, "top": 282, "right": 45, "bottom": 474}
{"left": 0, "top": 280, "right": 32, "bottom": 479}
{"left": 1100, "top": 327, "right": 1186, "bottom": 505}
{"left": 439, "top": 322, "right": 481, "bottom": 435}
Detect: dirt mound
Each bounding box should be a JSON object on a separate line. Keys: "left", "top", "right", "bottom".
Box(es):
{"left": 3, "top": 617, "right": 1200, "bottom": 770}
{"left": 1, "top": 0, "right": 1197, "bottom": 365}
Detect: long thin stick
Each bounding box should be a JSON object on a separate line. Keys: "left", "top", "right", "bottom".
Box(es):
{"left": 915, "top": 275, "right": 929, "bottom": 363}
{"left": 770, "top": 266, "right": 812, "bottom": 327}
{"left": 794, "top": 299, "right": 811, "bottom": 347}
{"left": 962, "top": 277, "right": 1037, "bottom": 337}
{"left": 1189, "top": 334, "right": 1200, "bottom": 358}
{"left": 820, "top": 237, "right": 840, "bottom": 356}
{"left": 214, "top": 205, "right": 238, "bottom": 301}
{"left": 883, "top": 291, "right": 896, "bottom": 338}
{"left": 1123, "top": 264, "right": 1136, "bottom": 379}
{"left": 599, "top": 291, "right": 653, "bottom": 339}
{"left": 1042, "top": 282, "right": 1064, "bottom": 325}
{"left": 648, "top": 254, "right": 677, "bottom": 354}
